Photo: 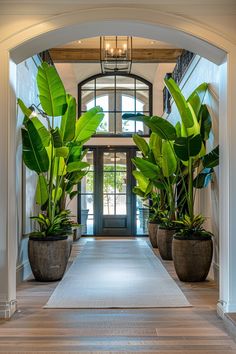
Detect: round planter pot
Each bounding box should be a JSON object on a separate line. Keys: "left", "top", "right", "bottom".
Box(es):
{"left": 148, "top": 222, "right": 159, "bottom": 248}
{"left": 28, "top": 236, "right": 72, "bottom": 282}
{"left": 157, "top": 228, "right": 175, "bottom": 260}
{"left": 172, "top": 237, "right": 213, "bottom": 282}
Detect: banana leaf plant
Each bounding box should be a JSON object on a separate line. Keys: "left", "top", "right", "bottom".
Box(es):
{"left": 18, "top": 62, "right": 104, "bottom": 237}
{"left": 131, "top": 131, "right": 178, "bottom": 226}
{"left": 123, "top": 77, "right": 219, "bottom": 235}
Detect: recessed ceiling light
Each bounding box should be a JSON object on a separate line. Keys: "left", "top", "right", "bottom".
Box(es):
{"left": 78, "top": 40, "right": 82, "bottom": 44}
{"left": 150, "top": 41, "right": 156, "bottom": 45}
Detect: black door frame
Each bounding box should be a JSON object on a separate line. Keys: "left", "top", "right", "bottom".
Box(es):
{"left": 78, "top": 145, "right": 145, "bottom": 236}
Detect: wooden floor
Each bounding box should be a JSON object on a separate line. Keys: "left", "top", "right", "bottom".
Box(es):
{"left": 0, "top": 237, "right": 235, "bottom": 354}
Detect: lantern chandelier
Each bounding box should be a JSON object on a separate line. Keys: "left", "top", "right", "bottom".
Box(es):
{"left": 100, "top": 36, "right": 132, "bottom": 74}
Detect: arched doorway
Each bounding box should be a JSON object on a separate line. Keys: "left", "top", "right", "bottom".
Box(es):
{"left": 77, "top": 72, "right": 152, "bottom": 236}
{"left": 0, "top": 7, "right": 235, "bottom": 318}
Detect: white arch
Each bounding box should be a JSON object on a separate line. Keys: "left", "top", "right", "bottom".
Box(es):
{"left": 0, "top": 6, "right": 236, "bottom": 319}
{"left": 1, "top": 7, "right": 231, "bottom": 64}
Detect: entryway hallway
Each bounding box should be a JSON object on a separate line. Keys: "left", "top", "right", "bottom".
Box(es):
{"left": 0, "top": 237, "right": 234, "bottom": 354}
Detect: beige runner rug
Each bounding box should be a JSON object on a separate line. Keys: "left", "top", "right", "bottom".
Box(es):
{"left": 45, "top": 240, "right": 191, "bottom": 308}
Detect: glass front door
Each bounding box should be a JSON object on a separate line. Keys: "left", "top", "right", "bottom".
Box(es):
{"left": 97, "top": 149, "right": 131, "bottom": 235}
{"left": 78, "top": 147, "right": 149, "bottom": 236}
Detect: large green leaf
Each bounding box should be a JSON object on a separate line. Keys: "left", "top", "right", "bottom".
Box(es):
{"left": 122, "top": 113, "right": 149, "bottom": 121}
{"left": 175, "top": 121, "right": 182, "bottom": 137}
{"left": 162, "top": 141, "right": 177, "bottom": 177}
{"left": 21, "top": 120, "right": 49, "bottom": 173}
{"left": 132, "top": 157, "right": 161, "bottom": 180}
{"left": 55, "top": 147, "right": 69, "bottom": 158}
{"left": 31, "top": 117, "right": 50, "bottom": 147}
{"left": 199, "top": 104, "right": 212, "bottom": 141}
{"left": 51, "top": 127, "right": 63, "bottom": 147}
{"left": 35, "top": 174, "right": 48, "bottom": 206}
{"left": 132, "top": 186, "right": 146, "bottom": 198}
{"left": 133, "top": 134, "right": 149, "bottom": 157}
{"left": 202, "top": 145, "right": 219, "bottom": 168}
{"left": 52, "top": 187, "right": 62, "bottom": 204}
{"left": 174, "top": 134, "right": 202, "bottom": 161}
{"left": 66, "top": 171, "right": 88, "bottom": 191}
{"left": 164, "top": 77, "right": 194, "bottom": 129}
{"left": 149, "top": 132, "right": 162, "bottom": 164}
{"left": 185, "top": 102, "right": 201, "bottom": 137}
{"left": 133, "top": 170, "right": 150, "bottom": 192}
{"left": 67, "top": 161, "right": 90, "bottom": 173}
{"left": 143, "top": 116, "right": 177, "bottom": 141}
{"left": 37, "top": 62, "right": 67, "bottom": 117}
{"left": 68, "top": 145, "right": 82, "bottom": 163}
{"left": 53, "top": 157, "right": 66, "bottom": 176}
{"left": 193, "top": 168, "right": 213, "bottom": 188}
{"left": 75, "top": 107, "right": 104, "bottom": 143}
{"left": 187, "top": 83, "right": 208, "bottom": 119}
{"left": 60, "top": 94, "right": 76, "bottom": 143}
{"left": 17, "top": 98, "right": 33, "bottom": 119}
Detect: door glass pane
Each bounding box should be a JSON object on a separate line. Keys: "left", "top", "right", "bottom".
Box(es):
{"left": 81, "top": 194, "right": 94, "bottom": 214}
{"left": 80, "top": 171, "right": 94, "bottom": 194}
{"left": 103, "top": 194, "right": 115, "bottom": 215}
{"left": 82, "top": 150, "right": 94, "bottom": 170}
{"left": 103, "top": 152, "right": 115, "bottom": 170}
{"left": 136, "top": 195, "right": 149, "bottom": 235}
{"left": 81, "top": 195, "right": 94, "bottom": 235}
{"left": 116, "top": 195, "right": 127, "bottom": 215}
{"left": 116, "top": 172, "right": 127, "bottom": 193}
{"left": 103, "top": 172, "right": 115, "bottom": 193}
{"left": 116, "top": 152, "right": 127, "bottom": 171}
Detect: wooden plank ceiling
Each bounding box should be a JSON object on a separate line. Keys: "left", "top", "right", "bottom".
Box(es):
{"left": 49, "top": 48, "right": 183, "bottom": 63}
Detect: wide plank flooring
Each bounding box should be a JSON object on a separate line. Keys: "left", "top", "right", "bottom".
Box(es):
{"left": 0, "top": 237, "right": 235, "bottom": 354}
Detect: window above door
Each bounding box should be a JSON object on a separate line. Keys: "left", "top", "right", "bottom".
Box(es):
{"left": 78, "top": 73, "right": 152, "bottom": 136}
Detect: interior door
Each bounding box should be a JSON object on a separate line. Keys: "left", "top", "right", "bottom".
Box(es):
{"left": 97, "top": 148, "right": 132, "bottom": 236}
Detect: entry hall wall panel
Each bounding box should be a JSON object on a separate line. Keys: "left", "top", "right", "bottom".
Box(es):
{"left": 16, "top": 56, "right": 40, "bottom": 283}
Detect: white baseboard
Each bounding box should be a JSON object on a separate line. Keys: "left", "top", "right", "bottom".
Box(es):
{"left": 16, "top": 259, "right": 32, "bottom": 285}
{"left": 0, "top": 300, "right": 17, "bottom": 319}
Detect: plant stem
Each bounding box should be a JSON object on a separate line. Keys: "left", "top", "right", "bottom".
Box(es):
{"left": 188, "top": 157, "right": 194, "bottom": 221}
{"left": 48, "top": 116, "right": 55, "bottom": 221}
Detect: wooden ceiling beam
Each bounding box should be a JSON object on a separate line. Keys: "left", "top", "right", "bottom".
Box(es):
{"left": 49, "top": 48, "right": 183, "bottom": 63}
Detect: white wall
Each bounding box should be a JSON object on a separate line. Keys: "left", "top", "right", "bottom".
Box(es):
{"left": 152, "top": 63, "right": 176, "bottom": 116}
{"left": 166, "top": 56, "right": 220, "bottom": 281}
{"left": 16, "top": 56, "right": 41, "bottom": 283}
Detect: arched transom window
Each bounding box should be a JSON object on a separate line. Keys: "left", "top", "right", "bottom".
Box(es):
{"left": 78, "top": 74, "right": 152, "bottom": 136}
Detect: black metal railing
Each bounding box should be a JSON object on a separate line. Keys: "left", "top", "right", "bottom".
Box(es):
{"left": 163, "top": 50, "right": 196, "bottom": 114}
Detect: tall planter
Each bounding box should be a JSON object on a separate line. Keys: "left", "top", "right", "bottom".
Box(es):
{"left": 157, "top": 227, "right": 175, "bottom": 260}
{"left": 172, "top": 235, "right": 213, "bottom": 282}
{"left": 148, "top": 222, "right": 159, "bottom": 248}
{"left": 28, "top": 236, "right": 72, "bottom": 281}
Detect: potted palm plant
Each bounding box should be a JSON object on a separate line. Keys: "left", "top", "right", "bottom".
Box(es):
{"left": 130, "top": 122, "right": 178, "bottom": 259}
{"left": 164, "top": 77, "right": 219, "bottom": 281}
{"left": 131, "top": 133, "right": 163, "bottom": 248}
{"left": 18, "top": 62, "right": 104, "bottom": 281}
